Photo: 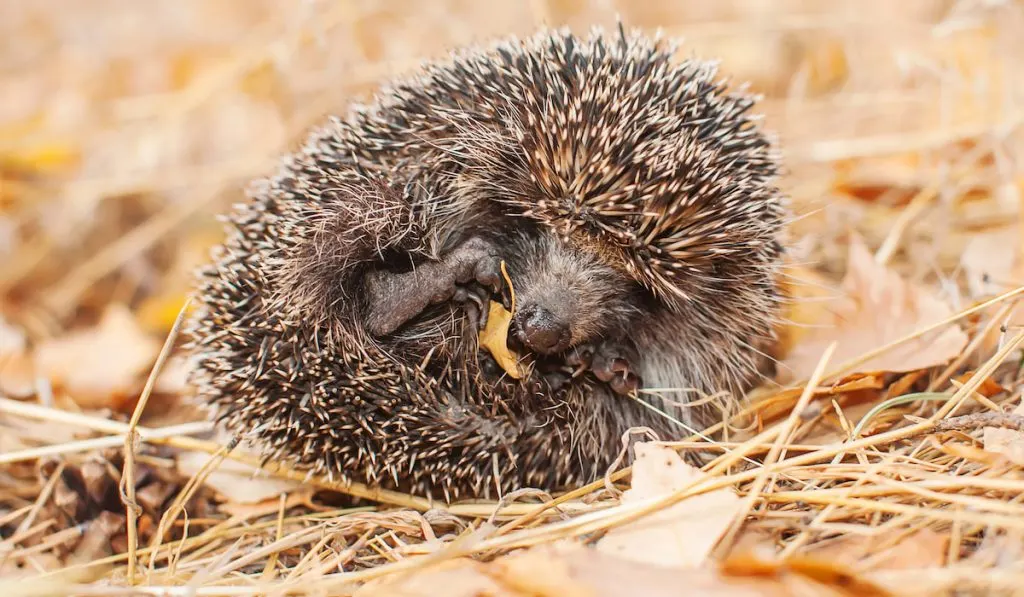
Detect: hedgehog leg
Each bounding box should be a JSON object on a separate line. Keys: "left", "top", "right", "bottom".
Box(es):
{"left": 566, "top": 342, "right": 641, "bottom": 396}
{"left": 364, "top": 236, "right": 502, "bottom": 337}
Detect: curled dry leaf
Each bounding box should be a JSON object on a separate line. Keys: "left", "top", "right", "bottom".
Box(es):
{"left": 479, "top": 261, "right": 528, "bottom": 379}
{"left": 781, "top": 235, "right": 968, "bottom": 382}
{"left": 176, "top": 451, "right": 300, "bottom": 505}
{"left": 34, "top": 304, "right": 160, "bottom": 410}
{"left": 595, "top": 442, "right": 742, "bottom": 569}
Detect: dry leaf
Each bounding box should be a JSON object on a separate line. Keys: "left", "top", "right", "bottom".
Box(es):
{"left": 35, "top": 304, "right": 160, "bottom": 410}
{"left": 218, "top": 489, "right": 315, "bottom": 520}
{"left": 355, "top": 558, "right": 517, "bottom": 597}
{"left": 137, "top": 291, "right": 190, "bottom": 333}
{"left": 0, "top": 314, "right": 34, "bottom": 398}
{"left": 176, "top": 451, "right": 300, "bottom": 504}
{"left": 490, "top": 547, "right": 595, "bottom": 597}
{"left": 721, "top": 553, "right": 894, "bottom": 597}
{"left": 804, "top": 527, "right": 947, "bottom": 571}
{"left": 358, "top": 543, "right": 803, "bottom": 597}
{"left": 960, "top": 225, "right": 1018, "bottom": 298}
{"left": 154, "top": 355, "right": 189, "bottom": 396}
{"left": 479, "top": 261, "right": 527, "bottom": 379}
{"left": 982, "top": 400, "right": 1024, "bottom": 466}
{"left": 775, "top": 263, "right": 839, "bottom": 359}
{"left": 595, "top": 442, "right": 742, "bottom": 569}
{"left": 781, "top": 235, "right": 968, "bottom": 382}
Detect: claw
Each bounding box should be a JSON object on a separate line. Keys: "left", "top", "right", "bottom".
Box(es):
{"left": 463, "top": 299, "right": 481, "bottom": 331}
{"left": 474, "top": 255, "right": 503, "bottom": 294}
{"left": 454, "top": 283, "right": 491, "bottom": 330}
{"left": 565, "top": 344, "right": 595, "bottom": 369}
{"left": 610, "top": 372, "right": 640, "bottom": 396}
{"left": 583, "top": 342, "right": 642, "bottom": 394}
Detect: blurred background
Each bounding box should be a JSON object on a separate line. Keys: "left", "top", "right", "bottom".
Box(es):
{"left": 1, "top": 0, "right": 1022, "bottom": 405}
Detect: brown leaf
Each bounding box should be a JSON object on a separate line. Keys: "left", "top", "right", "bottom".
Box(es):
{"left": 35, "top": 304, "right": 160, "bottom": 410}
{"left": 781, "top": 236, "right": 968, "bottom": 382}
{"left": 951, "top": 371, "right": 1006, "bottom": 398}
{"left": 595, "top": 443, "right": 742, "bottom": 569}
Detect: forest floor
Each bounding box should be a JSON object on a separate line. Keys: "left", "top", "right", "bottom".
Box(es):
{"left": 2, "top": 1, "right": 1024, "bottom": 595}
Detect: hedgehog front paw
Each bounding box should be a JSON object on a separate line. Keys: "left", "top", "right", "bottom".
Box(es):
{"left": 446, "top": 236, "right": 503, "bottom": 298}
{"left": 364, "top": 237, "right": 504, "bottom": 337}
{"left": 566, "top": 342, "right": 641, "bottom": 396}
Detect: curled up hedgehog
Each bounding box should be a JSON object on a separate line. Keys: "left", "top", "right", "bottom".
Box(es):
{"left": 186, "top": 26, "right": 787, "bottom": 502}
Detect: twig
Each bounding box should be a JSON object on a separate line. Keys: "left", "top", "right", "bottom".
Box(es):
{"left": 933, "top": 412, "right": 1024, "bottom": 433}
{"left": 0, "top": 421, "right": 212, "bottom": 465}
{"left": 121, "top": 297, "right": 191, "bottom": 585}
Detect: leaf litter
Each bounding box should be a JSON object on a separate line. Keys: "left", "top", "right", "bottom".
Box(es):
{"left": 3, "top": 1, "right": 1024, "bottom": 596}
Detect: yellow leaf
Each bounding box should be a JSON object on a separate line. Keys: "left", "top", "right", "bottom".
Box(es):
{"left": 1, "top": 143, "right": 80, "bottom": 173}
{"left": 478, "top": 261, "right": 528, "bottom": 379}
{"left": 137, "top": 291, "right": 191, "bottom": 333}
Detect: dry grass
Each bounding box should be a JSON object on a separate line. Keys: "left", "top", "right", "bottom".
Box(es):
{"left": 2, "top": 0, "right": 1024, "bottom": 595}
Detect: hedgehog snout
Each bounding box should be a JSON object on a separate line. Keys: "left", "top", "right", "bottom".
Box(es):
{"left": 513, "top": 304, "right": 571, "bottom": 355}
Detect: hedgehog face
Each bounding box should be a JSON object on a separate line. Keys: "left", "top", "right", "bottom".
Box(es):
{"left": 501, "top": 229, "right": 640, "bottom": 355}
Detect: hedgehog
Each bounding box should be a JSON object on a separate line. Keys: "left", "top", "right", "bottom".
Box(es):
{"left": 185, "top": 25, "right": 787, "bottom": 503}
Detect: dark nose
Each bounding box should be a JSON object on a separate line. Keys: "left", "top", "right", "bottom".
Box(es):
{"left": 516, "top": 306, "right": 571, "bottom": 354}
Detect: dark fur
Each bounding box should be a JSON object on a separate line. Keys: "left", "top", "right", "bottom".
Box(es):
{"left": 186, "top": 26, "right": 787, "bottom": 502}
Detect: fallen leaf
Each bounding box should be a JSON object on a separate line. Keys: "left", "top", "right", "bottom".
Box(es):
{"left": 35, "top": 304, "right": 160, "bottom": 410}
{"left": 0, "top": 314, "right": 34, "bottom": 398}
{"left": 595, "top": 442, "right": 742, "bottom": 569}
{"left": 951, "top": 371, "right": 1005, "bottom": 398}
{"left": 218, "top": 488, "right": 315, "bottom": 520}
{"left": 136, "top": 291, "right": 190, "bottom": 333}
{"left": 154, "top": 355, "right": 189, "bottom": 396}
{"left": 490, "top": 547, "right": 594, "bottom": 597}
{"left": 0, "top": 142, "right": 80, "bottom": 173}
{"left": 982, "top": 400, "right": 1024, "bottom": 466}
{"left": 721, "top": 552, "right": 894, "bottom": 596}
{"left": 775, "top": 263, "right": 839, "bottom": 359}
{"left": 176, "top": 451, "right": 300, "bottom": 504}
{"left": 479, "top": 261, "right": 528, "bottom": 379}
{"left": 358, "top": 543, "right": 805, "bottom": 597}
{"left": 355, "top": 557, "right": 516, "bottom": 597}
{"left": 803, "top": 527, "right": 947, "bottom": 571}
{"left": 781, "top": 235, "right": 968, "bottom": 382}
{"left": 965, "top": 529, "right": 1024, "bottom": 569}
{"left": 960, "top": 225, "right": 1018, "bottom": 298}
{"left": 745, "top": 372, "right": 885, "bottom": 428}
